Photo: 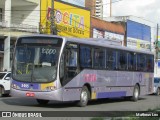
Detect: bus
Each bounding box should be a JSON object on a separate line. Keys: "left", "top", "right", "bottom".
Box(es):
{"left": 11, "top": 34, "right": 154, "bottom": 107}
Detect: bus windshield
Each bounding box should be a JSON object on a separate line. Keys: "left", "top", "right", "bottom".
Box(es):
{"left": 12, "top": 37, "right": 63, "bottom": 83}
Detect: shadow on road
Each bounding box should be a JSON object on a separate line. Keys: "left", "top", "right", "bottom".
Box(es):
{"left": 1, "top": 96, "right": 147, "bottom": 108}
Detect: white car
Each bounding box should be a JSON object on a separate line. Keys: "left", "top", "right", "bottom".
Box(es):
{"left": 0, "top": 71, "right": 11, "bottom": 97}
{"left": 154, "top": 77, "right": 160, "bottom": 95}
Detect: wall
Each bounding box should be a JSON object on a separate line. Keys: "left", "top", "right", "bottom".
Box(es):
{"left": 12, "top": 5, "right": 40, "bottom": 32}
{"left": 85, "top": 0, "right": 95, "bottom": 17}
{"left": 91, "top": 17, "right": 125, "bottom": 45}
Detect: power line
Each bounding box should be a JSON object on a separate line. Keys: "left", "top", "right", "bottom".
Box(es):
{"left": 3, "top": 0, "right": 123, "bottom": 11}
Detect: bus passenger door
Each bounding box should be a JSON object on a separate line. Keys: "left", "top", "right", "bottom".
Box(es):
{"left": 61, "top": 43, "right": 79, "bottom": 86}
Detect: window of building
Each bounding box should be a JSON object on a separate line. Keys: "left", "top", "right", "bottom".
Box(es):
{"left": 0, "top": 8, "right": 2, "bottom": 22}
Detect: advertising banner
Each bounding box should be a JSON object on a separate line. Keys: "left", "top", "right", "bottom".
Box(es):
{"left": 93, "top": 29, "right": 104, "bottom": 38}
{"left": 127, "top": 20, "right": 151, "bottom": 51}
{"left": 93, "top": 28, "right": 124, "bottom": 45}
{"left": 127, "top": 37, "right": 151, "bottom": 50}
{"left": 40, "top": 0, "right": 90, "bottom": 38}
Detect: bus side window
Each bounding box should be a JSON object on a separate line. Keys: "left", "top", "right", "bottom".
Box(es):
{"left": 128, "top": 52, "right": 136, "bottom": 71}
{"left": 107, "top": 49, "right": 116, "bottom": 70}
{"left": 117, "top": 51, "right": 127, "bottom": 70}
{"left": 93, "top": 48, "right": 105, "bottom": 69}
{"left": 146, "top": 55, "right": 154, "bottom": 72}
{"left": 80, "top": 45, "right": 92, "bottom": 68}
{"left": 137, "top": 54, "right": 146, "bottom": 71}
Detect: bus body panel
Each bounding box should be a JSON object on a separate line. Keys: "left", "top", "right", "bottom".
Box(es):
{"left": 11, "top": 86, "right": 63, "bottom": 101}
{"left": 11, "top": 67, "right": 154, "bottom": 102}
{"left": 62, "top": 69, "right": 153, "bottom": 101}
{"left": 11, "top": 35, "right": 154, "bottom": 104}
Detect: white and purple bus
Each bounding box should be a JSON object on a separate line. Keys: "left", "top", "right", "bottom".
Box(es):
{"left": 11, "top": 35, "right": 154, "bottom": 107}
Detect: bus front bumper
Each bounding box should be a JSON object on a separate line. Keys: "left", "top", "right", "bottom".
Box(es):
{"left": 10, "top": 88, "right": 63, "bottom": 101}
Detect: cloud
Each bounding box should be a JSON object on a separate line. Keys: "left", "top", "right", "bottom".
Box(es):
{"left": 103, "top": 0, "right": 159, "bottom": 24}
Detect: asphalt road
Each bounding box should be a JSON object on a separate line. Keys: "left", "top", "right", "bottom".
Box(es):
{"left": 0, "top": 94, "right": 160, "bottom": 112}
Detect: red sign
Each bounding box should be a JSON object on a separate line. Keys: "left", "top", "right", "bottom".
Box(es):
{"left": 84, "top": 74, "right": 96, "bottom": 82}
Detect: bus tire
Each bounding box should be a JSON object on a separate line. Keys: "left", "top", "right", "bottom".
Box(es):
{"left": 77, "top": 86, "right": 90, "bottom": 107}
{"left": 156, "top": 87, "right": 160, "bottom": 96}
{"left": 131, "top": 84, "right": 140, "bottom": 102}
{"left": 0, "top": 86, "right": 4, "bottom": 97}
{"left": 36, "top": 99, "right": 49, "bottom": 105}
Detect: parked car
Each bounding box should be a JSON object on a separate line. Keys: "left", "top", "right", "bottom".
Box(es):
{"left": 0, "top": 71, "right": 11, "bottom": 97}
{"left": 154, "top": 77, "right": 160, "bottom": 95}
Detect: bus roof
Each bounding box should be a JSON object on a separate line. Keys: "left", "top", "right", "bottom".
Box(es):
{"left": 17, "top": 34, "right": 154, "bottom": 55}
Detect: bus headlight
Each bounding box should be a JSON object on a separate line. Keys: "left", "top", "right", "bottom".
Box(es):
{"left": 11, "top": 84, "right": 18, "bottom": 89}
{"left": 46, "top": 86, "right": 56, "bottom": 91}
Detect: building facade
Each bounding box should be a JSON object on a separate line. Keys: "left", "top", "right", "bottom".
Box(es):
{"left": 0, "top": 0, "right": 40, "bottom": 71}
{"left": 104, "top": 16, "right": 154, "bottom": 51}
{"left": 40, "top": 0, "right": 91, "bottom": 38}
{"left": 85, "top": 0, "right": 103, "bottom": 18}
{"left": 91, "top": 17, "right": 125, "bottom": 46}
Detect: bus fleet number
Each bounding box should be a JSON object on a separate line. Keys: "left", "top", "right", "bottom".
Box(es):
{"left": 21, "top": 84, "right": 30, "bottom": 89}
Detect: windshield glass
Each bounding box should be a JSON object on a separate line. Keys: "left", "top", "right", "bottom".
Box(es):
{"left": 12, "top": 37, "right": 63, "bottom": 83}
{"left": 0, "top": 73, "right": 6, "bottom": 79}
{"left": 154, "top": 78, "right": 160, "bottom": 83}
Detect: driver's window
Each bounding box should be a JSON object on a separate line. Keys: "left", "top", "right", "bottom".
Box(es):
{"left": 61, "top": 43, "right": 78, "bottom": 86}
{"left": 66, "top": 44, "right": 77, "bottom": 67}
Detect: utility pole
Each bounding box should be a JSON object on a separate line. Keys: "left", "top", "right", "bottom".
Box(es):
{"left": 50, "top": 0, "right": 56, "bottom": 35}
{"left": 155, "top": 24, "right": 159, "bottom": 74}
{"left": 110, "top": 0, "right": 112, "bottom": 17}
{"left": 156, "top": 24, "right": 159, "bottom": 60}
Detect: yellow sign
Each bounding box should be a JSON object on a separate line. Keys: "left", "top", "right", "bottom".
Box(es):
{"left": 40, "top": 0, "right": 91, "bottom": 38}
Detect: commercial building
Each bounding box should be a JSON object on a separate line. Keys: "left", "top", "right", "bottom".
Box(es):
{"left": 40, "top": 0, "right": 91, "bottom": 38}
{"left": 104, "top": 16, "right": 154, "bottom": 51}
{"left": 85, "top": 0, "right": 103, "bottom": 18}
{"left": 0, "top": 0, "right": 40, "bottom": 71}
{"left": 91, "top": 17, "right": 125, "bottom": 46}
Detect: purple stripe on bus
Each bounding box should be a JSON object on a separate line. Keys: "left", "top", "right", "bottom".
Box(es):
{"left": 97, "top": 91, "right": 126, "bottom": 98}
{"left": 12, "top": 80, "right": 39, "bottom": 89}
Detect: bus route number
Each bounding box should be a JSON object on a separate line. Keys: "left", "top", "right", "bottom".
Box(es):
{"left": 21, "top": 84, "right": 30, "bottom": 89}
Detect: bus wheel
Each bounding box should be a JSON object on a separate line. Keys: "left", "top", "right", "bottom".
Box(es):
{"left": 156, "top": 87, "right": 160, "bottom": 96}
{"left": 36, "top": 99, "right": 49, "bottom": 105}
{"left": 78, "top": 86, "right": 90, "bottom": 107}
{"left": 0, "top": 87, "right": 4, "bottom": 97}
{"left": 131, "top": 84, "right": 140, "bottom": 101}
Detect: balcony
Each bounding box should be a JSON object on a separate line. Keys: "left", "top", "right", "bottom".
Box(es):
{"left": 12, "top": 0, "right": 39, "bottom": 7}
{"left": 0, "top": 21, "right": 38, "bottom": 33}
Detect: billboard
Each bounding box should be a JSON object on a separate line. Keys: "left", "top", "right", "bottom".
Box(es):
{"left": 127, "top": 20, "right": 151, "bottom": 50}
{"left": 93, "top": 28, "right": 124, "bottom": 45}
{"left": 40, "top": 0, "right": 90, "bottom": 38}
{"left": 59, "top": 0, "right": 85, "bottom": 7}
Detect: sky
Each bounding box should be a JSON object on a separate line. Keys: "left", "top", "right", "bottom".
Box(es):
{"left": 103, "top": 0, "right": 160, "bottom": 26}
